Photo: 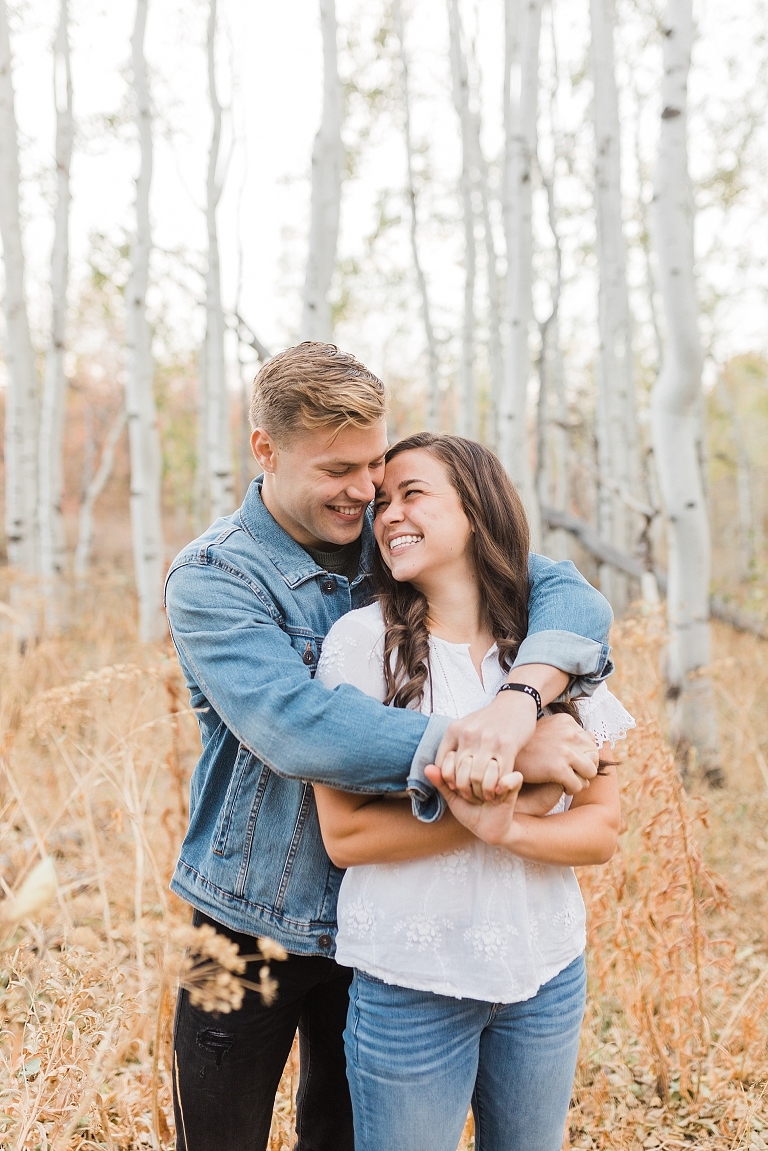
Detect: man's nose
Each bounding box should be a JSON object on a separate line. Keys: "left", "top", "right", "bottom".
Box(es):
{"left": 347, "top": 473, "right": 377, "bottom": 504}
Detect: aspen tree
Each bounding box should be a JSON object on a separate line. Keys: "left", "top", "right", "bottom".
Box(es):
{"left": 126, "top": 0, "right": 165, "bottom": 643}
{"left": 0, "top": 0, "right": 38, "bottom": 576}
{"left": 394, "top": 0, "right": 440, "bottom": 430}
{"left": 590, "top": 0, "right": 639, "bottom": 615}
{"left": 463, "top": 28, "right": 503, "bottom": 444}
{"left": 74, "top": 410, "right": 126, "bottom": 580}
{"left": 500, "top": 0, "right": 542, "bottom": 540}
{"left": 535, "top": 9, "right": 570, "bottom": 560}
{"left": 651, "top": 0, "right": 720, "bottom": 782}
{"left": 38, "top": 0, "right": 73, "bottom": 623}
{"left": 203, "top": 0, "right": 234, "bottom": 520}
{"left": 301, "top": 0, "right": 344, "bottom": 343}
{"left": 447, "top": 0, "right": 477, "bottom": 438}
{"left": 536, "top": 173, "right": 570, "bottom": 561}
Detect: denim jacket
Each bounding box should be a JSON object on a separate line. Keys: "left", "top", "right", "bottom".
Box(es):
{"left": 164, "top": 480, "right": 613, "bottom": 955}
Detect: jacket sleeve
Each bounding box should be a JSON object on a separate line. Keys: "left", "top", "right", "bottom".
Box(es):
{"left": 514, "top": 555, "right": 614, "bottom": 697}
{"left": 165, "top": 559, "right": 433, "bottom": 797}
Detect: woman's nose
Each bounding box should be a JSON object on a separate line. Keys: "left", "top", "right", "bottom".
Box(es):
{"left": 380, "top": 500, "right": 403, "bottom": 525}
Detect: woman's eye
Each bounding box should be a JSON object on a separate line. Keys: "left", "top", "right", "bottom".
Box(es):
{"left": 373, "top": 502, "right": 387, "bottom": 516}
{"left": 404, "top": 488, "right": 423, "bottom": 499}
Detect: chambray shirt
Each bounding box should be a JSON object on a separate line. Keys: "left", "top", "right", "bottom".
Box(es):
{"left": 164, "top": 479, "right": 613, "bottom": 955}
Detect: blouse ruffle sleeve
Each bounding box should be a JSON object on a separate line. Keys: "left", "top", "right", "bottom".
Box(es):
{"left": 574, "top": 681, "right": 635, "bottom": 747}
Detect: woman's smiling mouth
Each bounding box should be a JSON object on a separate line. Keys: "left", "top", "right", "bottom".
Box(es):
{"left": 388, "top": 533, "right": 423, "bottom": 554}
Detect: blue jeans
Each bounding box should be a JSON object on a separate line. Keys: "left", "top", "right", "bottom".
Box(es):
{"left": 345, "top": 954, "right": 587, "bottom": 1151}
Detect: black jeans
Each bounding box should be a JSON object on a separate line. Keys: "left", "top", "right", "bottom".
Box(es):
{"left": 172, "top": 910, "right": 354, "bottom": 1151}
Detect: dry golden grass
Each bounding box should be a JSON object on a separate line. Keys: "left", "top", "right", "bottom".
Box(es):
{"left": 0, "top": 584, "right": 766, "bottom": 1150}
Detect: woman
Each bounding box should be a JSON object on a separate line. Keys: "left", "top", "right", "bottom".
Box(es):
{"left": 313, "top": 433, "right": 633, "bottom": 1151}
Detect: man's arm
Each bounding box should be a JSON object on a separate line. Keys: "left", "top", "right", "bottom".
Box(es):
{"left": 426, "top": 557, "right": 612, "bottom": 802}
{"left": 313, "top": 771, "right": 576, "bottom": 869}
{"left": 513, "top": 554, "right": 614, "bottom": 698}
{"left": 166, "top": 561, "right": 437, "bottom": 796}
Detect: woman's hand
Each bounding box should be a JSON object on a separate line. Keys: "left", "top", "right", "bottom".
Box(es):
{"left": 424, "top": 765, "right": 524, "bottom": 848}
{"left": 512, "top": 713, "right": 599, "bottom": 790}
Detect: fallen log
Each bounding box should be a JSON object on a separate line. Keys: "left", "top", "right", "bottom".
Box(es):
{"left": 541, "top": 506, "right": 767, "bottom": 641}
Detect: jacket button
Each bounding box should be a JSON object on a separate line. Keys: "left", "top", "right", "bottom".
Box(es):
{"left": 302, "top": 648, "right": 314, "bottom": 665}
{"left": 321, "top": 578, "right": 336, "bottom": 594}
{"left": 318, "top": 934, "right": 332, "bottom": 949}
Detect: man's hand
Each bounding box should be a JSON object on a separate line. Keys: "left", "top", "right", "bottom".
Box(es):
{"left": 436, "top": 690, "right": 540, "bottom": 801}
{"left": 424, "top": 765, "right": 524, "bottom": 848}
{"left": 514, "top": 712, "right": 599, "bottom": 795}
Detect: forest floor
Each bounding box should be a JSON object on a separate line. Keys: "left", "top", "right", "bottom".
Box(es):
{"left": 0, "top": 574, "right": 766, "bottom": 1150}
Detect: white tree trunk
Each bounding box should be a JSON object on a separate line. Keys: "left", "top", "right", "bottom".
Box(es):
{"left": 590, "top": 0, "right": 639, "bottom": 616}
{"left": 126, "top": 0, "right": 165, "bottom": 643}
{"left": 74, "top": 408, "right": 126, "bottom": 580}
{"left": 478, "top": 160, "right": 504, "bottom": 448}
{"left": 536, "top": 174, "right": 570, "bottom": 561}
{"left": 447, "top": 0, "right": 477, "bottom": 438}
{"left": 394, "top": 0, "right": 440, "bottom": 430}
{"left": 300, "top": 0, "right": 343, "bottom": 343}
{"left": 203, "top": 0, "right": 234, "bottom": 521}
{"left": 0, "top": 0, "right": 38, "bottom": 576}
{"left": 38, "top": 0, "right": 73, "bottom": 623}
{"left": 499, "top": 0, "right": 542, "bottom": 541}
{"left": 651, "top": 0, "right": 720, "bottom": 780}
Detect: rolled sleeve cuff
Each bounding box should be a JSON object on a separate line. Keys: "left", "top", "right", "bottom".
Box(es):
{"left": 406, "top": 714, "right": 451, "bottom": 823}
{"left": 513, "top": 630, "right": 614, "bottom": 699}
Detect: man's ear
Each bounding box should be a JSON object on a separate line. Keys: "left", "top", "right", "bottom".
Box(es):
{"left": 251, "top": 427, "right": 279, "bottom": 472}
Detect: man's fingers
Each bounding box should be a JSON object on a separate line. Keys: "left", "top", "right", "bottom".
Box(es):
{"left": 440, "top": 750, "right": 458, "bottom": 790}
{"left": 435, "top": 725, "right": 460, "bottom": 769}
{"left": 455, "top": 755, "right": 479, "bottom": 800}
{"left": 481, "top": 758, "right": 502, "bottom": 802}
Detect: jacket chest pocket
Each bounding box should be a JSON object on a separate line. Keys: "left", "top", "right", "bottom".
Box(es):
{"left": 212, "top": 744, "right": 264, "bottom": 857}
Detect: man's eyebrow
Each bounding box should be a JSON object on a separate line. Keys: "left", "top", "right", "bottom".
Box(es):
{"left": 321, "top": 455, "right": 386, "bottom": 468}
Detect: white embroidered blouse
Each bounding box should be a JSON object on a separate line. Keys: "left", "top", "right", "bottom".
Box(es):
{"left": 316, "top": 602, "right": 635, "bottom": 1004}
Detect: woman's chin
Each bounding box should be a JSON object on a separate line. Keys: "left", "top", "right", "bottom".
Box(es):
{"left": 390, "top": 559, "right": 426, "bottom": 584}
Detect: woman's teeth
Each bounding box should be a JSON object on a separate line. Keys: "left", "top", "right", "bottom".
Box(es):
{"left": 389, "top": 534, "right": 422, "bottom": 552}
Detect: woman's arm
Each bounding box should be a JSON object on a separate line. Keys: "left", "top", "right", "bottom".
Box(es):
{"left": 424, "top": 764, "right": 621, "bottom": 867}
{"left": 314, "top": 784, "right": 474, "bottom": 869}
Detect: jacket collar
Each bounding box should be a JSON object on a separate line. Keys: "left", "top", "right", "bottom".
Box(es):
{"left": 238, "top": 478, "right": 375, "bottom": 589}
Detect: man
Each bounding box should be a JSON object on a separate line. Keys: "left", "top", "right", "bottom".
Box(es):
{"left": 165, "top": 342, "right": 613, "bottom": 1151}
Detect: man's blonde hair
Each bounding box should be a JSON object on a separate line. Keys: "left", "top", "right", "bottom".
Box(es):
{"left": 249, "top": 342, "right": 386, "bottom": 442}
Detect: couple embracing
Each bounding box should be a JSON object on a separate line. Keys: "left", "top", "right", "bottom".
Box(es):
{"left": 165, "top": 342, "right": 634, "bottom": 1151}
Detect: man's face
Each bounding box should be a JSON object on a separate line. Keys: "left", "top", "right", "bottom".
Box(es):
{"left": 252, "top": 419, "right": 388, "bottom": 549}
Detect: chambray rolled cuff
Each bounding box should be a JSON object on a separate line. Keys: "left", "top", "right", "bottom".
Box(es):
{"left": 513, "top": 630, "right": 613, "bottom": 699}
{"left": 407, "top": 714, "right": 452, "bottom": 823}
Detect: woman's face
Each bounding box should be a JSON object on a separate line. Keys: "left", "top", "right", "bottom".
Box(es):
{"left": 373, "top": 449, "right": 473, "bottom": 587}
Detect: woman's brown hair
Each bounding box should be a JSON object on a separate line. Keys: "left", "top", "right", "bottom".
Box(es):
{"left": 373, "top": 432, "right": 598, "bottom": 751}
{"left": 374, "top": 432, "right": 530, "bottom": 709}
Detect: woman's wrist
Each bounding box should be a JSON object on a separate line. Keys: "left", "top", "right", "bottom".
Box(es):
{"left": 499, "top": 815, "right": 526, "bottom": 855}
